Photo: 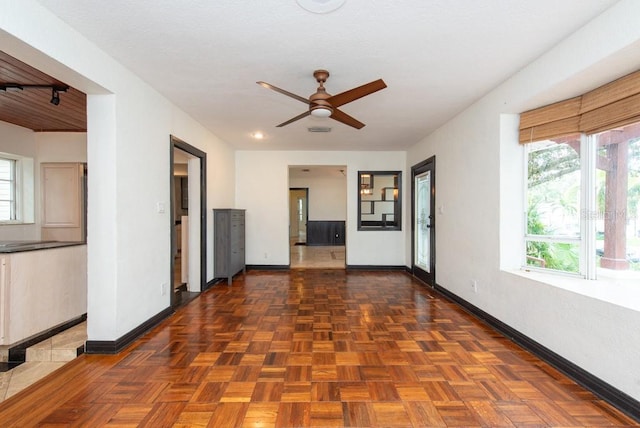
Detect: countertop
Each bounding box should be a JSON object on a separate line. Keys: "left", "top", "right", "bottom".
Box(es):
{"left": 0, "top": 241, "right": 85, "bottom": 254}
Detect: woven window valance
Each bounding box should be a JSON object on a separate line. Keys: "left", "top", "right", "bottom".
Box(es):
{"left": 519, "top": 69, "right": 640, "bottom": 143}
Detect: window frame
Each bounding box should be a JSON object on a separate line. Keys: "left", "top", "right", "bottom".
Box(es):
{"left": 0, "top": 157, "right": 18, "bottom": 222}
{"left": 0, "top": 152, "right": 35, "bottom": 225}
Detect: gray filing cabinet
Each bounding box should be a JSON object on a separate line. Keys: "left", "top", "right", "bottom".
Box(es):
{"left": 213, "top": 209, "right": 246, "bottom": 285}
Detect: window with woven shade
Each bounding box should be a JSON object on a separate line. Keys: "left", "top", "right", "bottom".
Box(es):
{"left": 521, "top": 70, "right": 640, "bottom": 278}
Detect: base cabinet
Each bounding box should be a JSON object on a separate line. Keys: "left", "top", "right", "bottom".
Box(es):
{"left": 213, "top": 209, "right": 245, "bottom": 285}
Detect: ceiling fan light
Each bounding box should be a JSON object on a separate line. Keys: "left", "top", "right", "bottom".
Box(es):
{"left": 310, "top": 107, "right": 332, "bottom": 118}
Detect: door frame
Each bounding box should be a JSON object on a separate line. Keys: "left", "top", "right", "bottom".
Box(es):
{"left": 170, "top": 135, "right": 207, "bottom": 308}
{"left": 411, "top": 156, "right": 436, "bottom": 286}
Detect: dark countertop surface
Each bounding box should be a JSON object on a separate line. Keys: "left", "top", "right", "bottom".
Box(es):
{"left": 0, "top": 241, "right": 85, "bottom": 253}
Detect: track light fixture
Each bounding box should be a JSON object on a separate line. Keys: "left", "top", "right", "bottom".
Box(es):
{"left": 0, "top": 83, "right": 69, "bottom": 106}
{"left": 50, "top": 88, "right": 60, "bottom": 105}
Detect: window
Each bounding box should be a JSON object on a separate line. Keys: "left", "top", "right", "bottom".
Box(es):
{"left": 0, "top": 157, "right": 16, "bottom": 221}
{"left": 524, "top": 122, "right": 640, "bottom": 276}
{"left": 525, "top": 135, "right": 581, "bottom": 273}
{"left": 0, "top": 153, "right": 35, "bottom": 225}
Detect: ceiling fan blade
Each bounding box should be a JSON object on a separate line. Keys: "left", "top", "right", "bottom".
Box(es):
{"left": 330, "top": 108, "right": 365, "bottom": 129}
{"left": 327, "top": 79, "right": 387, "bottom": 108}
{"left": 277, "top": 110, "right": 311, "bottom": 127}
{"left": 257, "top": 81, "right": 310, "bottom": 105}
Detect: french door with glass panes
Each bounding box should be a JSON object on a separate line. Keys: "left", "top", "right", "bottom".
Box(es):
{"left": 412, "top": 156, "right": 435, "bottom": 286}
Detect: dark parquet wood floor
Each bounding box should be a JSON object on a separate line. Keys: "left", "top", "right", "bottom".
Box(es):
{"left": 0, "top": 270, "right": 637, "bottom": 427}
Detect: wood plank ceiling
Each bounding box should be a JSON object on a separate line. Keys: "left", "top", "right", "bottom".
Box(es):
{"left": 0, "top": 51, "right": 86, "bottom": 132}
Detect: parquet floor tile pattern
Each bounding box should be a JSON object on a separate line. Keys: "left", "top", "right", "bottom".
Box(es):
{"left": 0, "top": 270, "right": 636, "bottom": 427}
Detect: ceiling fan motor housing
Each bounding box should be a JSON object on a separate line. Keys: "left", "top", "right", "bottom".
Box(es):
{"left": 310, "top": 70, "right": 333, "bottom": 115}
{"left": 310, "top": 92, "right": 333, "bottom": 114}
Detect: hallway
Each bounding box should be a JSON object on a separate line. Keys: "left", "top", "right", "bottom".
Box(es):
{"left": 0, "top": 270, "right": 635, "bottom": 427}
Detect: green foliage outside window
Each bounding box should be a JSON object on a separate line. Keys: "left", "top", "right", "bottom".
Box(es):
{"left": 526, "top": 202, "right": 580, "bottom": 272}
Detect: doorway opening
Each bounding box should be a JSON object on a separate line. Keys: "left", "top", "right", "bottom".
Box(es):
{"left": 412, "top": 156, "right": 436, "bottom": 286}
{"left": 288, "top": 165, "right": 346, "bottom": 268}
{"left": 170, "top": 135, "right": 207, "bottom": 308}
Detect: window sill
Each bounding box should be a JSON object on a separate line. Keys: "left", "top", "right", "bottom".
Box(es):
{"left": 505, "top": 268, "right": 640, "bottom": 313}
{"left": 0, "top": 222, "right": 35, "bottom": 226}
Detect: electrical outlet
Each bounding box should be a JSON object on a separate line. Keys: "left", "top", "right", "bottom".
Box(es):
{"left": 263, "top": 252, "right": 268, "bottom": 259}
{"left": 161, "top": 282, "right": 167, "bottom": 296}
{"left": 471, "top": 279, "right": 478, "bottom": 293}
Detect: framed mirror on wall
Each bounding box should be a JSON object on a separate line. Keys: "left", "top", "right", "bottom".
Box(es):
{"left": 358, "top": 170, "right": 402, "bottom": 230}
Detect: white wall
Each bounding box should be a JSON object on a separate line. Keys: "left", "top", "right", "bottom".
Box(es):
{"left": 237, "top": 151, "right": 406, "bottom": 266}
{"left": 0, "top": 121, "right": 36, "bottom": 158}
{"left": 35, "top": 132, "right": 87, "bottom": 162}
{"left": 0, "top": 1, "right": 236, "bottom": 342}
{"left": 406, "top": 0, "right": 640, "bottom": 400}
{"left": 289, "top": 174, "right": 346, "bottom": 220}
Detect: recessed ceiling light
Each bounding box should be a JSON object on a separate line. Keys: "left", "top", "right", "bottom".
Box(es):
{"left": 296, "top": 0, "right": 346, "bottom": 14}
{"left": 252, "top": 131, "right": 264, "bottom": 140}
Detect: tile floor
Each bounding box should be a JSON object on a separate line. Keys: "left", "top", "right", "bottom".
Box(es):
{"left": 0, "top": 321, "right": 86, "bottom": 402}
{"left": 290, "top": 244, "right": 345, "bottom": 269}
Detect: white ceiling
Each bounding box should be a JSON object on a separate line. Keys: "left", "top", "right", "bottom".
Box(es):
{"left": 37, "top": 0, "right": 617, "bottom": 151}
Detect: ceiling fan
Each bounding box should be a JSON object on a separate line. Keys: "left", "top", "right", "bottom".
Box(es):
{"left": 257, "top": 70, "right": 386, "bottom": 129}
